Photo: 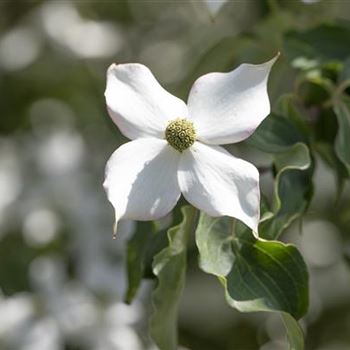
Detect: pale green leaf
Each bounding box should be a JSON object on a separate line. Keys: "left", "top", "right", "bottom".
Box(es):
{"left": 282, "top": 313, "right": 305, "bottom": 350}
{"left": 195, "top": 214, "right": 234, "bottom": 276}
{"left": 150, "top": 206, "right": 198, "bottom": 350}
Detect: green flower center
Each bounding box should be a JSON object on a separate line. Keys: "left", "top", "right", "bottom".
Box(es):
{"left": 165, "top": 118, "right": 196, "bottom": 152}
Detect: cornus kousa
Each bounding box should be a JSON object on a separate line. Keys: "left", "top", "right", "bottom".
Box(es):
{"left": 103, "top": 55, "right": 278, "bottom": 235}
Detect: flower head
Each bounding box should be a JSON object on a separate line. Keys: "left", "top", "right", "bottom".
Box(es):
{"left": 165, "top": 118, "right": 196, "bottom": 152}
{"left": 103, "top": 55, "right": 278, "bottom": 234}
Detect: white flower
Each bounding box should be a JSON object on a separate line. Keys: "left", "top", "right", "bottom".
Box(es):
{"left": 103, "top": 56, "right": 278, "bottom": 234}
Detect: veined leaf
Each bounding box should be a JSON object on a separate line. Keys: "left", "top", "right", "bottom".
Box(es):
{"left": 226, "top": 233, "right": 308, "bottom": 320}
{"left": 195, "top": 214, "right": 308, "bottom": 350}
{"left": 150, "top": 206, "right": 197, "bottom": 350}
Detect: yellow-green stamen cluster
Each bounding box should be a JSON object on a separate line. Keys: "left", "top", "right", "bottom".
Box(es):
{"left": 165, "top": 118, "right": 196, "bottom": 152}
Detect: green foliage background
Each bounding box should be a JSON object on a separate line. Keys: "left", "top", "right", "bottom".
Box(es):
{"left": 1, "top": 0, "right": 350, "bottom": 349}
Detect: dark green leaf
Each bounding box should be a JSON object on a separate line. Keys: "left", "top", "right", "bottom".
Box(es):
{"left": 315, "top": 108, "right": 339, "bottom": 144}
{"left": 259, "top": 143, "right": 313, "bottom": 240}
{"left": 138, "top": 204, "right": 187, "bottom": 281}
{"left": 125, "top": 204, "right": 188, "bottom": 303}
{"left": 142, "top": 226, "right": 169, "bottom": 279}
{"left": 275, "top": 94, "right": 311, "bottom": 137}
{"left": 247, "top": 105, "right": 313, "bottom": 240}
{"left": 313, "top": 106, "right": 349, "bottom": 198}
{"left": 297, "top": 79, "right": 331, "bottom": 107}
{"left": 284, "top": 23, "right": 350, "bottom": 63}
{"left": 321, "top": 61, "right": 343, "bottom": 83}
{"left": 248, "top": 102, "right": 313, "bottom": 238}
{"left": 314, "top": 142, "right": 348, "bottom": 200}
{"left": 339, "top": 56, "right": 350, "bottom": 83}
{"left": 124, "top": 221, "right": 154, "bottom": 304}
{"left": 150, "top": 206, "right": 198, "bottom": 350}
{"left": 334, "top": 98, "right": 350, "bottom": 175}
{"left": 226, "top": 233, "right": 308, "bottom": 320}
{"left": 0, "top": 233, "right": 39, "bottom": 294}
{"left": 247, "top": 113, "right": 303, "bottom": 153}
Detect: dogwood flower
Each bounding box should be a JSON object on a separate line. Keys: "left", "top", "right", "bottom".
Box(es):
{"left": 103, "top": 56, "right": 278, "bottom": 234}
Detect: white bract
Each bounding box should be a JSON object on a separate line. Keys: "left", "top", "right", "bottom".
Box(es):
{"left": 104, "top": 56, "right": 278, "bottom": 234}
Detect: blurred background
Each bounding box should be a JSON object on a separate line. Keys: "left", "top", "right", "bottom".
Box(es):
{"left": 1, "top": 0, "right": 350, "bottom": 349}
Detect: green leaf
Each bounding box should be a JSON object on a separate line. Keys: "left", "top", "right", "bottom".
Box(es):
{"left": 284, "top": 23, "right": 350, "bottom": 63}
{"left": 260, "top": 143, "right": 313, "bottom": 240}
{"left": 125, "top": 204, "right": 188, "bottom": 303}
{"left": 195, "top": 215, "right": 234, "bottom": 276}
{"left": 275, "top": 94, "right": 311, "bottom": 137}
{"left": 334, "top": 98, "right": 350, "bottom": 175}
{"left": 314, "top": 142, "right": 348, "bottom": 200}
{"left": 247, "top": 109, "right": 313, "bottom": 239}
{"left": 339, "top": 56, "right": 350, "bottom": 83}
{"left": 248, "top": 109, "right": 312, "bottom": 239}
{"left": 314, "top": 108, "right": 339, "bottom": 144}
{"left": 124, "top": 221, "right": 154, "bottom": 304}
{"left": 247, "top": 113, "right": 303, "bottom": 153}
{"left": 274, "top": 142, "right": 310, "bottom": 173}
{"left": 226, "top": 233, "right": 308, "bottom": 319}
{"left": 313, "top": 105, "right": 349, "bottom": 198}
{"left": 150, "top": 206, "right": 197, "bottom": 350}
{"left": 195, "top": 214, "right": 308, "bottom": 349}
{"left": 142, "top": 226, "right": 169, "bottom": 279}
{"left": 282, "top": 313, "right": 305, "bottom": 350}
